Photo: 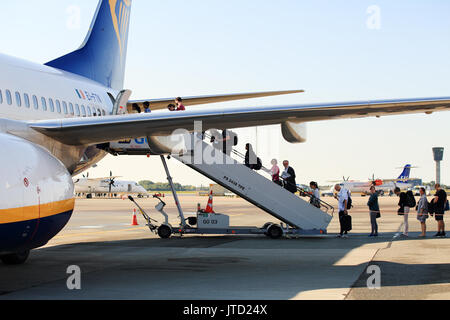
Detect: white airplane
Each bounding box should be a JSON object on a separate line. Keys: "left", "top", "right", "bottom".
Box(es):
{"left": 74, "top": 172, "right": 148, "bottom": 198}
{"left": 1, "top": 0, "right": 450, "bottom": 265}
{"left": 331, "top": 165, "right": 416, "bottom": 196}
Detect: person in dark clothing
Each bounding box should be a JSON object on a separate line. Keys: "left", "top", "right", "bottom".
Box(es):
{"left": 143, "top": 101, "right": 151, "bottom": 113}
{"left": 431, "top": 184, "right": 447, "bottom": 237}
{"left": 244, "top": 143, "right": 257, "bottom": 169}
{"left": 221, "top": 129, "right": 237, "bottom": 156}
{"left": 367, "top": 186, "right": 380, "bottom": 237}
{"left": 167, "top": 104, "right": 176, "bottom": 111}
{"left": 394, "top": 187, "right": 410, "bottom": 237}
{"left": 281, "top": 160, "right": 297, "bottom": 194}
{"left": 210, "top": 129, "right": 222, "bottom": 151}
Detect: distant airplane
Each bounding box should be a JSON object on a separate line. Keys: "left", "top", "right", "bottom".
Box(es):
{"left": 74, "top": 172, "right": 148, "bottom": 198}
{"left": 328, "top": 165, "right": 417, "bottom": 196}
{"left": 2, "top": 0, "right": 450, "bottom": 264}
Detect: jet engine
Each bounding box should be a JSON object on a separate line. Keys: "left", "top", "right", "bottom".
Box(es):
{"left": 281, "top": 122, "right": 307, "bottom": 143}
{"left": 0, "top": 133, "right": 74, "bottom": 264}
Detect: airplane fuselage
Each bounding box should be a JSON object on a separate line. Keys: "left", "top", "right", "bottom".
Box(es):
{"left": 0, "top": 53, "right": 118, "bottom": 175}
{"left": 0, "top": 53, "right": 121, "bottom": 257}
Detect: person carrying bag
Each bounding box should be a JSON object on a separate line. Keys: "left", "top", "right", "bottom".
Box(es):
{"left": 367, "top": 186, "right": 380, "bottom": 237}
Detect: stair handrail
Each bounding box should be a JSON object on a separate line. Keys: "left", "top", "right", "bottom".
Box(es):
{"left": 200, "top": 132, "right": 334, "bottom": 216}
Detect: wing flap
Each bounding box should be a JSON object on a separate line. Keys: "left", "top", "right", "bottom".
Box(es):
{"left": 127, "top": 90, "right": 304, "bottom": 111}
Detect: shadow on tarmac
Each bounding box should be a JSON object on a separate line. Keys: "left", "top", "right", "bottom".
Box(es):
{"left": 0, "top": 232, "right": 449, "bottom": 299}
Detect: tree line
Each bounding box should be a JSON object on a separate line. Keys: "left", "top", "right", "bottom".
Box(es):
{"left": 138, "top": 180, "right": 209, "bottom": 192}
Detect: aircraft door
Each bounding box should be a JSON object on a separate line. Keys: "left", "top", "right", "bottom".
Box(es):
{"left": 111, "top": 89, "right": 132, "bottom": 115}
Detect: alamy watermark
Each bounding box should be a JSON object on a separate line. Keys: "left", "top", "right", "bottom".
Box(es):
{"left": 66, "top": 265, "right": 81, "bottom": 290}
{"left": 366, "top": 265, "right": 381, "bottom": 290}
{"left": 66, "top": 5, "right": 81, "bottom": 30}
{"left": 366, "top": 5, "right": 382, "bottom": 30}
{"left": 169, "top": 121, "right": 261, "bottom": 166}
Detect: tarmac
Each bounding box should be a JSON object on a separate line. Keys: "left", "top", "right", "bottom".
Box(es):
{"left": 0, "top": 195, "right": 449, "bottom": 300}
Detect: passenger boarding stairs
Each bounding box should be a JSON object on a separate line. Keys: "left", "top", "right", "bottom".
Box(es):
{"left": 172, "top": 136, "right": 333, "bottom": 232}
{"left": 104, "top": 133, "right": 334, "bottom": 233}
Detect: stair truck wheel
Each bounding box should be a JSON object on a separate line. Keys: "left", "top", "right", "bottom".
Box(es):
{"left": 0, "top": 250, "right": 30, "bottom": 265}
{"left": 188, "top": 217, "right": 198, "bottom": 226}
{"left": 262, "top": 222, "right": 274, "bottom": 230}
{"left": 267, "top": 224, "right": 283, "bottom": 239}
{"left": 262, "top": 222, "right": 274, "bottom": 237}
{"left": 157, "top": 225, "right": 172, "bottom": 239}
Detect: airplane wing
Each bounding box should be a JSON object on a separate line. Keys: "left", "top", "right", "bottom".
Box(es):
{"left": 128, "top": 90, "right": 304, "bottom": 111}
{"left": 30, "top": 96, "right": 450, "bottom": 146}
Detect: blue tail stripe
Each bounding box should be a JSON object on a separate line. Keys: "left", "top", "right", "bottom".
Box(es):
{"left": 398, "top": 164, "right": 412, "bottom": 180}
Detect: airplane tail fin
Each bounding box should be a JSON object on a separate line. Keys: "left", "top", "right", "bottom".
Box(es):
{"left": 398, "top": 164, "right": 412, "bottom": 180}
{"left": 45, "top": 0, "right": 132, "bottom": 90}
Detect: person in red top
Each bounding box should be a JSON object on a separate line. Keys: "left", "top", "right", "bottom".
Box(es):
{"left": 175, "top": 97, "right": 185, "bottom": 111}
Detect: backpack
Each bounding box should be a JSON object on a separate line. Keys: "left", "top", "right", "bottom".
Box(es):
{"left": 253, "top": 157, "right": 262, "bottom": 171}
{"left": 406, "top": 190, "right": 416, "bottom": 208}
{"left": 347, "top": 191, "right": 353, "bottom": 210}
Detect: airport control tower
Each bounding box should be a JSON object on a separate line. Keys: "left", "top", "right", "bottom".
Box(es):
{"left": 433, "top": 147, "right": 444, "bottom": 185}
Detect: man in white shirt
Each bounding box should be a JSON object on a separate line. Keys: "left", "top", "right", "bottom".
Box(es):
{"left": 335, "top": 184, "right": 349, "bottom": 238}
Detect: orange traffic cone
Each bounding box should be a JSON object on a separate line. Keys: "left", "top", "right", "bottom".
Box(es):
{"left": 131, "top": 209, "right": 139, "bottom": 226}
{"left": 205, "top": 191, "right": 215, "bottom": 213}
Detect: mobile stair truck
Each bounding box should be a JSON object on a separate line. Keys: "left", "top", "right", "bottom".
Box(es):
{"left": 103, "top": 133, "right": 334, "bottom": 239}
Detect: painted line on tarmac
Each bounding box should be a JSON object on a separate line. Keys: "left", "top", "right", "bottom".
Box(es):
{"left": 390, "top": 222, "right": 405, "bottom": 247}
{"left": 53, "top": 226, "right": 150, "bottom": 239}
{"left": 79, "top": 225, "right": 105, "bottom": 229}
{"left": 77, "top": 223, "right": 133, "bottom": 229}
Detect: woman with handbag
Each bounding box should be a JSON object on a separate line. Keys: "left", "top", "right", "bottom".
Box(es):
{"left": 416, "top": 187, "right": 429, "bottom": 238}
{"left": 367, "top": 186, "right": 380, "bottom": 237}
{"left": 266, "top": 159, "right": 282, "bottom": 186}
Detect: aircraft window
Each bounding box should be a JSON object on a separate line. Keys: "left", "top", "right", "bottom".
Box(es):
{"left": 68, "top": 102, "right": 74, "bottom": 115}
{"left": 24, "top": 94, "right": 30, "bottom": 108}
{"left": 55, "top": 100, "right": 60, "bottom": 113}
{"left": 0, "top": 90, "right": 2, "bottom": 104}
{"left": 48, "top": 98, "right": 55, "bottom": 112}
{"left": 33, "top": 95, "right": 39, "bottom": 109}
{"left": 75, "top": 104, "right": 80, "bottom": 116}
{"left": 61, "top": 101, "right": 67, "bottom": 114}
{"left": 80, "top": 105, "right": 86, "bottom": 117}
{"left": 87, "top": 106, "right": 92, "bottom": 117}
{"left": 6, "top": 90, "right": 12, "bottom": 105}
{"left": 41, "top": 97, "right": 47, "bottom": 111}
{"left": 15, "top": 92, "right": 22, "bottom": 107}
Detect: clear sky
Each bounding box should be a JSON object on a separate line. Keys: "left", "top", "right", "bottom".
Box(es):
{"left": 1, "top": 1, "right": 450, "bottom": 186}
